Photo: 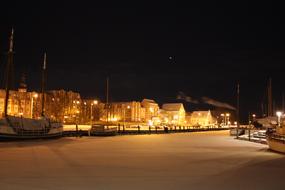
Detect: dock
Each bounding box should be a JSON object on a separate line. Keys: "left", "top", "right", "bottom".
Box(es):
{"left": 63, "top": 124, "right": 229, "bottom": 137}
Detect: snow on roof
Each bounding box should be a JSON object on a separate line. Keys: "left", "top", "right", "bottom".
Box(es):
{"left": 162, "top": 103, "right": 184, "bottom": 111}
{"left": 256, "top": 116, "right": 277, "bottom": 127}
{"left": 142, "top": 99, "right": 156, "bottom": 103}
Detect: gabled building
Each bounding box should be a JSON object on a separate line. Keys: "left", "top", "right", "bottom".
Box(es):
{"left": 141, "top": 99, "right": 159, "bottom": 122}
{"left": 161, "top": 103, "right": 185, "bottom": 125}
{"left": 189, "top": 110, "right": 217, "bottom": 127}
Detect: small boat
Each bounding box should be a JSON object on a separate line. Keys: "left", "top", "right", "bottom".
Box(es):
{"left": 0, "top": 29, "right": 63, "bottom": 139}
{"left": 90, "top": 124, "right": 117, "bottom": 136}
{"left": 267, "top": 125, "right": 285, "bottom": 153}
{"left": 229, "top": 127, "right": 245, "bottom": 136}
{"left": 267, "top": 133, "right": 285, "bottom": 153}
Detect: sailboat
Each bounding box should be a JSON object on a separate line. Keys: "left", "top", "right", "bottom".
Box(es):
{"left": 0, "top": 29, "right": 63, "bottom": 139}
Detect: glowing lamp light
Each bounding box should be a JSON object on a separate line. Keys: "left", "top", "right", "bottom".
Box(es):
{"left": 276, "top": 111, "right": 283, "bottom": 127}
{"left": 276, "top": 111, "right": 282, "bottom": 117}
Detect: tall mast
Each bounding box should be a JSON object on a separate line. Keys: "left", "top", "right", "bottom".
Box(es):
{"left": 4, "top": 28, "right": 14, "bottom": 117}
{"left": 267, "top": 78, "right": 273, "bottom": 116}
{"left": 106, "top": 77, "right": 109, "bottom": 104}
{"left": 282, "top": 92, "right": 285, "bottom": 112}
{"left": 236, "top": 82, "right": 240, "bottom": 139}
{"left": 106, "top": 77, "right": 109, "bottom": 122}
{"left": 41, "top": 52, "right": 47, "bottom": 116}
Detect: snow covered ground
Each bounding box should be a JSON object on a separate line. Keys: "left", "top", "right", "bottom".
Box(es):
{"left": 0, "top": 131, "right": 284, "bottom": 190}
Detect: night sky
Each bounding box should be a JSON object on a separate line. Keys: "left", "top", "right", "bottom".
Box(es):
{"left": 0, "top": 1, "right": 284, "bottom": 121}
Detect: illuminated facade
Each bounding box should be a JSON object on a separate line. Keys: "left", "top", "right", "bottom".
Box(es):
{"left": 102, "top": 101, "right": 143, "bottom": 122}
{"left": 188, "top": 110, "right": 217, "bottom": 126}
{"left": 0, "top": 88, "right": 82, "bottom": 123}
{"left": 141, "top": 99, "right": 159, "bottom": 122}
{"left": 161, "top": 103, "right": 186, "bottom": 125}
{"left": 45, "top": 90, "right": 81, "bottom": 122}
{"left": 0, "top": 89, "right": 34, "bottom": 118}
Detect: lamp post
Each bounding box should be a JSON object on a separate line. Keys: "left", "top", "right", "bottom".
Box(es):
{"left": 90, "top": 100, "right": 98, "bottom": 126}
{"left": 31, "top": 93, "right": 38, "bottom": 118}
{"left": 220, "top": 113, "right": 225, "bottom": 127}
{"left": 123, "top": 105, "right": 130, "bottom": 128}
{"left": 276, "top": 111, "right": 282, "bottom": 127}
{"left": 226, "top": 113, "right": 230, "bottom": 126}
{"left": 76, "top": 100, "right": 80, "bottom": 123}
{"left": 252, "top": 114, "right": 256, "bottom": 124}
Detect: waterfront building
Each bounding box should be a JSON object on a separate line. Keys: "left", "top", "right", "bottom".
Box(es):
{"left": 161, "top": 103, "right": 186, "bottom": 125}
{"left": 0, "top": 87, "right": 82, "bottom": 123}
{"left": 141, "top": 99, "right": 159, "bottom": 122}
{"left": 102, "top": 101, "right": 143, "bottom": 122}
{"left": 188, "top": 110, "right": 217, "bottom": 127}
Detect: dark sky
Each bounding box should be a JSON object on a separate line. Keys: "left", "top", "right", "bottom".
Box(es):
{"left": 0, "top": 1, "right": 284, "bottom": 121}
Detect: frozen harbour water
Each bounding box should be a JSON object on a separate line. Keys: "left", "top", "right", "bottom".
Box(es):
{"left": 0, "top": 131, "right": 284, "bottom": 190}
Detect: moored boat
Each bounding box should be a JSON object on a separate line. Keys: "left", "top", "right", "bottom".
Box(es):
{"left": 90, "top": 124, "right": 117, "bottom": 136}
{"left": 0, "top": 29, "right": 63, "bottom": 139}
{"left": 265, "top": 112, "right": 285, "bottom": 153}
{"left": 267, "top": 133, "right": 285, "bottom": 153}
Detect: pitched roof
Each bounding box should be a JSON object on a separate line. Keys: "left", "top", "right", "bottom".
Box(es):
{"left": 142, "top": 99, "right": 156, "bottom": 103}
{"left": 162, "top": 103, "right": 184, "bottom": 111}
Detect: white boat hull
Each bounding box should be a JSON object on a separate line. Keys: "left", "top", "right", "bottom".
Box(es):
{"left": 0, "top": 116, "right": 63, "bottom": 139}
{"left": 267, "top": 135, "right": 285, "bottom": 153}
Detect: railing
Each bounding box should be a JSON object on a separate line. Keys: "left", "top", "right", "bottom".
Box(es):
{"left": 268, "top": 133, "right": 285, "bottom": 143}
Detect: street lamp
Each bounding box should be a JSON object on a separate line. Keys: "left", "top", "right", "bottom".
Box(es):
{"left": 252, "top": 114, "right": 256, "bottom": 123}
{"left": 226, "top": 113, "right": 230, "bottom": 126}
{"left": 220, "top": 113, "right": 225, "bottom": 126}
{"left": 276, "top": 111, "right": 282, "bottom": 127}
{"left": 123, "top": 105, "right": 131, "bottom": 127}
{"left": 31, "top": 93, "right": 38, "bottom": 118}
{"left": 90, "top": 100, "right": 98, "bottom": 126}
